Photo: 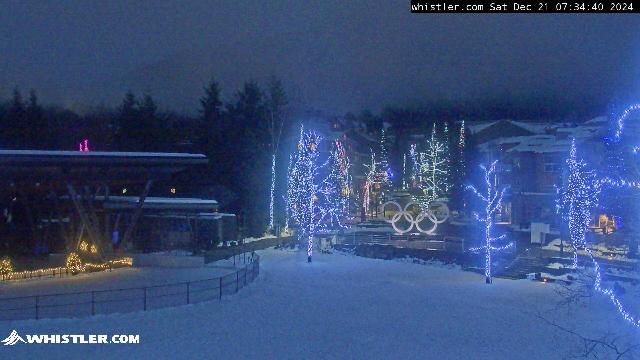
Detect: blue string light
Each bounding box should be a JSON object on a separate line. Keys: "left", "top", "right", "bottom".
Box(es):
{"left": 560, "top": 138, "right": 640, "bottom": 327}
{"left": 613, "top": 104, "right": 640, "bottom": 141}
{"left": 467, "top": 160, "right": 512, "bottom": 284}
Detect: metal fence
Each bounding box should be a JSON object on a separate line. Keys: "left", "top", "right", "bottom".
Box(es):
{"left": 0, "top": 252, "right": 260, "bottom": 321}
{"left": 337, "top": 233, "right": 466, "bottom": 253}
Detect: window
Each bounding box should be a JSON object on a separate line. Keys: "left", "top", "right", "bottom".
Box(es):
{"left": 544, "top": 163, "right": 561, "bottom": 172}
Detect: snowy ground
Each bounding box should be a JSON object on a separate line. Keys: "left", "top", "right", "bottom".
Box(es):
{"left": 1, "top": 249, "right": 639, "bottom": 359}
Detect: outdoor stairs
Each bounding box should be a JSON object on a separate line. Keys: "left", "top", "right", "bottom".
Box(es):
{"left": 496, "top": 256, "right": 551, "bottom": 280}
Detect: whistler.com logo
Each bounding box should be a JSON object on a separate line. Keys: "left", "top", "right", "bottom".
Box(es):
{"left": 2, "top": 330, "right": 139, "bottom": 346}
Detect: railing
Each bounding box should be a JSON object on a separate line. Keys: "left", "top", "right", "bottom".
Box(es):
{"left": 336, "top": 233, "right": 466, "bottom": 253}
{"left": 0, "top": 252, "right": 260, "bottom": 321}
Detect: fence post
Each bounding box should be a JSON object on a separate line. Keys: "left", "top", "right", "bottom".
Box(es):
{"left": 35, "top": 296, "right": 39, "bottom": 320}
{"left": 91, "top": 291, "right": 95, "bottom": 315}
{"left": 186, "top": 282, "right": 190, "bottom": 304}
{"left": 219, "top": 277, "right": 223, "bottom": 300}
{"left": 143, "top": 287, "right": 147, "bottom": 311}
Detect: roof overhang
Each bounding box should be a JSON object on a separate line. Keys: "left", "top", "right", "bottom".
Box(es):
{"left": 0, "top": 150, "right": 208, "bottom": 184}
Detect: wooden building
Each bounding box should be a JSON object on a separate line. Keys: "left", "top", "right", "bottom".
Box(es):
{"left": 0, "top": 150, "right": 232, "bottom": 257}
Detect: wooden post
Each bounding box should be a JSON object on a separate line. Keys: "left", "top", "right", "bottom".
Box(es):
{"left": 66, "top": 183, "right": 102, "bottom": 250}
{"left": 104, "top": 212, "right": 111, "bottom": 253}
{"left": 51, "top": 190, "right": 72, "bottom": 247}
{"left": 194, "top": 217, "right": 199, "bottom": 250}
{"left": 121, "top": 180, "right": 153, "bottom": 250}
{"left": 17, "top": 189, "right": 38, "bottom": 249}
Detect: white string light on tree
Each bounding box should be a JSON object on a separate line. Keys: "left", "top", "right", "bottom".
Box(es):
{"left": 467, "top": 160, "right": 512, "bottom": 284}
{"left": 286, "top": 125, "right": 351, "bottom": 262}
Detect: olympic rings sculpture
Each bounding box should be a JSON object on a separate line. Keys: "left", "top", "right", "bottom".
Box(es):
{"left": 378, "top": 201, "right": 450, "bottom": 235}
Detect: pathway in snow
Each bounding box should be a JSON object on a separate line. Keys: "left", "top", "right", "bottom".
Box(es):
{"left": 1, "top": 249, "right": 638, "bottom": 359}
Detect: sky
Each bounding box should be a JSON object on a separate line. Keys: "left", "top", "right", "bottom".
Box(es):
{"left": 1, "top": 1, "right": 640, "bottom": 116}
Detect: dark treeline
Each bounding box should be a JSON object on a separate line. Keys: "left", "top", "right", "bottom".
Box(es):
{"left": 0, "top": 78, "right": 290, "bottom": 237}
{"left": 348, "top": 94, "right": 607, "bottom": 135}
{"left": 0, "top": 84, "right": 608, "bottom": 237}
{"left": 0, "top": 88, "right": 184, "bottom": 152}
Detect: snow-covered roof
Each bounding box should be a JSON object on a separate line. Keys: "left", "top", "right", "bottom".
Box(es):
{"left": 103, "top": 197, "right": 219, "bottom": 211}
{"left": 475, "top": 117, "right": 607, "bottom": 154}
{"left": 585, "top": 116, "right": 607, "bottom": 124}
{"left": 505, "top": 137, "right": 571, "bottom": 154}
{"left": 106, "top": 196, "right": 217, "bottom": 205}
{"left": 469, "top": 117, "right": 608, "bottom": 137}
{"left": 508, "top": 121, "right": 551, "bottom": 134}
{"left": 0, "top": 150, "right": 205, "bottom": 159}
{"left": 143, "top": 212, "right": 235, "bottom": 220}
{"left": 468, "top": 121, "right": 497, "bottom": 134}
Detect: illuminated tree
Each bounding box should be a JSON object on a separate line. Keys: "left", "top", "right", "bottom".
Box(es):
{"left": 286, "top": 127, "right": 352, "bottom": 261}
{"left": 266, "top": 77, "right": 289, "bottom": 232}
{"left": 560, "top": 135, "right": 640, "bottom": 328}
{"left": 379, "top": 128, "right": 392, "bottom": 182}
{"left": 402, "top": 153, "right": 407, "bottom": 189}
{"left": 284, "top": 154, "right": 294, "bottom": 232}
{"left": 467, "top": 160, "right": 512, "bottom": 284}
{"left": 362, "top": 153, "right": 374, "bottom": 217}
{"left": 557, "top": 139, "right": 599, "bottom": 268}
{"left": 286, "top": 126, "right": 323, "bottom": 262}
{"left": 409, "top": 144, "right": 420, "bottom": 189}
{"left": 78, "top": 139, "right": 90, "bottom": 152}
{"left": 362, "top": 150, "right": 389, "bottom": 216}
{"left": 443, "top": 121, "right": 450, "bottom": 193}
{"left": 320, "top": 140, "right": 351, "bottom": 228}
{"left": 453, "top": 120, "right": 467, "bottom": 209}
{"left": 423, "top": 124, "right": 448, "bottom": 201}
{"left": 411, "top": 124, "right": 449, "bottom": 206}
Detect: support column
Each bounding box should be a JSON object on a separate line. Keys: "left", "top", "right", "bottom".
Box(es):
{"left": 120, "top": 180, "right": 153, "bottom": 251}
{"left": 66, "top": 183, "right": 102, "bottom": 256}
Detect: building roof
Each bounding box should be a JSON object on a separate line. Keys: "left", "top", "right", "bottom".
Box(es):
{"left": 143, "top": 212, "right": 235, "bottom": 220}
{"left": 474, "top": 117, "right": 607, "bottom": 154}
{"left": 0, "top": 149, "right": 208, "bottom": 184}
{"left": 0, "top": 149, "right": 206, "bottom": 162}
{"left": 103, "top": 196, "right": 218, "bottom": 211}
